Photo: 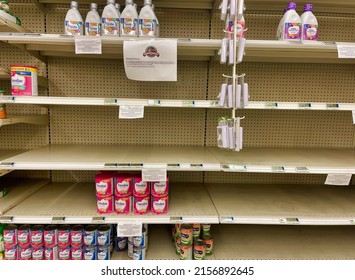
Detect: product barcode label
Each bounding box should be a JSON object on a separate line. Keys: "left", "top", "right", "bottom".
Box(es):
{"left": 0, "top": 162, "right": 14, "bottom": 167}
{"left": 117, "top": 163, "right": 131, "bottom": 168}
{"left": 298, "top": 103, "right": 312, "bottom": 109}
{"left": 104, "top": 98, "right": 117, "bottom": 105}
{"left": 296, "top": 166, "right": 309, "bottom": 172}
{"left": 92, "top": 217, "right": 105, "bottom": 224}
{"left": 265, "top": 102, "right": 278, "bottom": 108}
{"left": 220, "top": 216, "right": 235, "bottom": 223}
{"left": 0, "top": 216, "right": 13, "bottom": 222}
{"left": 326, "top": 103, "right": 339, "bottom": 109}
{"left": 104, "top": 163, "right": 117, "bottom": 168}
{"left": 52, "top": 217, "right": 65, "bottom": 224}
{"left": 147, "top": 99, "right": 161, "bottom": 106}
{"left": 272, "top": 166, "right": 285, "bottom": 172}
{"left": 182, "top": 100, "right": 195, "bottom": 107}
{"left": 190, "top": 164, "right": 203, "bottom": 168}
{"left": 170, "top": 217, "right": 183, "bottom": 223}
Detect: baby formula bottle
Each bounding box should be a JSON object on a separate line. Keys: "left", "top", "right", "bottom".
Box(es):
{"left": 301, "top": 4, "right": 318, "bottom": 41}
{"left": 151, "top": 4, "right": 159, "bottom": 37}
{"left": 64, "top": 1, "right": 83, "bottom": 36}
{"left": 101, "top": 0, "right": 120, "bottom": 36}
{"left": 280, "top": 2, "right": 301, "bottom": 41}
{"left": 115, "top": 3, "right": 121, "bottom": 18}
{"left": 277, "top": 8, "right": 287, "bottom": 40}
{"left": 120, "top": 0, "right": 138, "bottom": 37}
{"left": 85, "top": 3, "right": 101, "bottom": 36}
{"left": 139, "top": 0, "right": 157, "bottom": 37}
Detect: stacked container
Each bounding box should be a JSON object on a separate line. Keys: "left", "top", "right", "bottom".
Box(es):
{"left": 114, "top": 173, "right": 133, "bottom": 214}
{"left": 95, "top": 172, "right": 114, "bottom": 214}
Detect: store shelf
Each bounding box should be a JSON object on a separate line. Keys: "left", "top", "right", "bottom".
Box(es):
{"left": 0, "top": 149, "right": 25, "bottom": 176}
{"left": 0, "top": 35, "right": 220, "bottom": 61}
{"left": 213, "top": 225, "right": 355, "bottom": 260}
{"left": 246, "top": 101, "right": 355, "bottom": 111}
{"left": 0, "top": 35, "right": 352, "bottom": 64}
{"left": 2, "top": 182, "right": 219, "bottom": 224}
{"left": 112, "top": 224, "right": 216, "bottom": 260}
{"left": 0, "top": 179, "right": 48, "bottom": 216}
{"left": 0, "top": 16, "right": 30, "bottom": 33}
{"left": 0, "top": 95, "right": 220, "bottom": 108}
{"left": 209, "top": 147, "right": 355, "bottom": 174}
{"left": 0, "top": 74, "right": 48, "bottom": 88}
{"left": 0, "top": 114, "right": 47, "bottom": 127}
{"left": 0, "top": 144, "right": 222, "bottom": 171}
{"left": 207, "top": 183, "right": 355, "bottom": 225}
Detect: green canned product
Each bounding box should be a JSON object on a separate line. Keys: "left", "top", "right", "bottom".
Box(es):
{"left": 193, "top": 239, "right": 205, "bottom": 260}
{"left": 180, "top": 245, "right": 192, "bottom": 260}
{"left": 192, "top": 224, "right": 201, "bottom": 239}
{"left": 175, "top": 237, "right": 181, "bottom": 255}
{"left": 201, "top": 224, "right": 211, "bottom": 233}
{"left": 180, "top": 224, "right": 192, "bottom": 246}
{"left": 202, "top": 233, "right": 213, "bottom": 256}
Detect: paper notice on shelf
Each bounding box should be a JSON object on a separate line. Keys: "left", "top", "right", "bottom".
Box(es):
{"left": 325, "top": 174, "right": 352, "bottom": 186}
{"left": 119, "top": 105, "right": 144, "bottom": 119}
{"left": 336, "top": 43, "right": 355, "bottom": 58}
{"left": 75, "top": 39, "right": 102, "bottom": 54}
{"left": 117, "top": 222, "right": 142, "bottom": 237}
{"left": 352, "top": 110, "right": 355, "bottom": 124}
{"left": 123, "top": 40, "right": 177, "bottom": 81}
{"left": 142, "top": 169, "right": 167, "bottom": 182}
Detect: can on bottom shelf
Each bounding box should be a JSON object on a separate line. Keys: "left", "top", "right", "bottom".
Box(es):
{"left": 4, "top": 225, "right": 17, "bottom": 247}
{"left": 193, "top": 239, "right": 206, "bottom": 260}
{"left": 83, "top": 245, "right": 97, "bottom": 260}
{"left": 180, "top": 245, "right": 192, "bottom": 260}
{"left": 84, "top": 225, "right": 97, "bottom": 246}
{"left": 97, "top": 246, "right": 110, "bottom": 260}
{"left": 71, "top": 225, "right": 84, "bottom": 247}
{"left": 17, "top": 225, "right": 31, "bottom": 248}
{"left": 115, "top": 237, "right": 127, "bottom": 252}
{"left": 58, "top": 246, "right": 71, "bottom": 260}
{"left": 45, "top": 246, "right": 58, "bottom": 260}
{"left": 19, "top": 245, "right": 32, "bottom": 260}
{"left": 71, "top": 246, "right": 83, "bottom": 260}
{"left": 175, "top": 237, "right": 181, "bottom": 255}
{"left": 32, "top": 246, "right": 44, "bottom": 260}
{"left": 97, "top": 225, "right": 111, "bottom": 246}
{"left": 132, "top": 246, "right": 146, "bottom": 260}
{"left": 4, "top": 245, "right": 18, "bottom": 260}
{"left": 31, "top": 225, "right": 44, "bottom": 247}
{"left": 44, "top": 225, "right": 57, "bottom": 247}
{"left": 180, "top": 224, "right": 193, "bottom": 246}
{"left": 57, "top": 225, "right": 71, "bottom": 248}
{"left": 128, "top": 241, "right": 133, "bottom": 259}
{"left": 202, "top": 234, "right": 213, "bottom": 256}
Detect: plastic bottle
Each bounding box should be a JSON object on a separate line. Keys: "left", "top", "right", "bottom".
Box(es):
{"left": 64, "top": 1, "right": 84, "bottom": 36}
{"left": 301, "top": 4, "right": 318, "bottom": 41}
{"left": 115, "top": 3, "right": 121, "bottom": 18}
{"left": 280, "top": 2, "right": 301, "bottom": 41}
{"left": 85, "top": 3, "right": 101, "bottom": 36}
{"left": 101, "top": 0, "right": 120, "bottom": 36}
{"left": 120, "top": 0, "right": 138, "bottom": 37}
{"left": 139, "top": 0, "right": 157, "bottom": 37}
{"left": 276, "top": 8, "right": 287, "bottom": 40}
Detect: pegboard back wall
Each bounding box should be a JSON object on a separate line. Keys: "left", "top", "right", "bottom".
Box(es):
{"left": 46, "top": 5, "right": 210, "bottom": 38}
{"left": 208, "top": 62, "right": 355, "bottom": 103}
{"left": 211, "top": 12, "right": 355, "bottom": 41}
{"left": 206, "top": 109, "right": 353, "bottom": 148}
{"left": 48, "top": 58, "right": 208, "bottom": 99}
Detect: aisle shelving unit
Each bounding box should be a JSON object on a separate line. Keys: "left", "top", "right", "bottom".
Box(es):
{"left": 0, "top": 0, "right": 354, "bottom": 260}
{"left": 0, "top": 114, "right": 47, "bottom": 127}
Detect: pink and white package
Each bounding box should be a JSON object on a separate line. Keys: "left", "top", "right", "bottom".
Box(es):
{"left": 96, "top": 196, "right": 113, "bottom": 214}
{"left": 151, "top": 195, "right": 169, "bottom": 214}
{"left": 114, "top": 195, "right": 132, "bottom": 214}
{"left": 114, "top": 174, "right": 133, "bottom": 196}
{"left": 95, "top": 172, "right": 114, "bottom": 197}
{"left": 133, "top": 195, "right": 150, "bottom": 215}
{"left": 151, "top": 178, "right": 169, "bottom": 197}
{"left": 133, "top": 176, "right": 150, "bottom": 197}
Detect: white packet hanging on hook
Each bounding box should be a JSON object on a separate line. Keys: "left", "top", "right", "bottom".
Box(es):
{"left": 229, "top": 39, "right": 234, "bottom": 65}
{"left": 219, "top": 83, "right": 228, "bottom": 107}
{"left": 237, "top": 0, "right": 244, "bottom": 18}
{"left": 242, "top": 83, "right": 249, "bottom": 107}
{"left": 236, "top": 84, "right": 241, "bottom": 108}
{"left": 217, "top": 125, "right": 229, "bottom": 148}
{"left": 220, "top": 38, "right": 228, "bottom": 64}
{"left": 227, "top": 84, "right": 234, "bottom": 108}
{"left": 230, "top": 0, "right": 236, "bottom": 21}
{"left": 237, "top": 38, "right": 246, "bottom": 64}
{"left": 220, "top": 0, "right": 229, "bottom": 21}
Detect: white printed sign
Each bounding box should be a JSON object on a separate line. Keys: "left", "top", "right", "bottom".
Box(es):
{"left": 352, "top": 110, "right": 355, "bottom": 124}
{"left": 336, "top": 43, "right": 355, "bottom": 58}
{"left": 75, "top": 39, "right": 102, "bottom": 54}
{"left": 119, "top": 105, "right": 144, "bottom": 119}
{"left": 117, "top": 222, "right": 142, "bottom": 237}
{"left": 142, "top": 169, "right": 167, "bottom": 182}
{"left": 325, "top": 174, "right": 352, "bottom": 186}
{"left": 123, "top": 40, "right": 177, "bottom": 81}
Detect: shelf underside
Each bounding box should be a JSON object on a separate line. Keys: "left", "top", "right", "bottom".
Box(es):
{"left": 1, "top": 144, "right": 354, "bottom": 174}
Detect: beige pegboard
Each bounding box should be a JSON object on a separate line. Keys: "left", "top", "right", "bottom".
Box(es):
{"left": 211, "top": 12, "right": 355, "bottom": 42}
{"left": 46, "top": 5, "right": 210, "bottom": 38}
{"left": 51, "top": 170, "right": 203, "bottom": 182}
{"left": 50, "top": 106, "right": 206, "bottom": 145}
{"left": 7, "top": 170, "right": 50, "bottom": 179}
{"left": 10, "top": 3, "right": 45, "bottom": 33}
{"left": 48, "top": 58, "right": 208, "bottom": 100}
{"left": 206, "top": 109, "right": 353, "bottom": 148}
{"left": 204, "top": 172, "right": 327, "bottom": 184}
{"left": 208, "top": 62, "right": 355, "bottom": 103}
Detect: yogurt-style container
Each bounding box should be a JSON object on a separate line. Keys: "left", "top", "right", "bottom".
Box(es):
{"left": 95, "top": 172, "right": 114, "bottom": 197}
{"left": 133, "top": 195, "right": 150, "bottom": 215}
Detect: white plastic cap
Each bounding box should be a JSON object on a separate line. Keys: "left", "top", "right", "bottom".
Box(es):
{"left": 144, "top": 0, "right": 152, "bottom": 6}
{"left": 70, "top": 1, "right": 78, "bottom": 9}
{"left": 90, "top": 3, "right": 97, "bottom": 10}
{"left": 115, "top": 3, "right": 120, "bottom": 10}
{"left": 126, "top": 0, "right": 134, "bottom": 5}
{"left": 107, "top": 0, "right": 115, "bottom": 5}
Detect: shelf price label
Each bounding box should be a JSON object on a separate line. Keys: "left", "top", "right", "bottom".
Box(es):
{"left": 326, "top": 103, "right": 339, "bottom": 110}
{"left": 350, "top": 219, "right": 355, "bottom": 225}
{"left": 0, "top": 96, "right": 15, "bottom": 103}
{"left": 52, "top": 217, "right": 65, "bottom": 224}
{"left": 117, "top": 222, "right": 142, "bottom": 237}
{"left": 265, "top": 102, "right": 278, "bottom": 109}
{"left": 92, "top": 217, "right": 105, "bottom": 224}
{"left": 220, "top": 216, "right": 235, "bottom": 223}
{"left": 117, "top": 163, "right": 131, "bottom": 168}
{"left": 325, "top": 174, "right": 352, "bottom": 186}
{"left": 272, "top": 166, "right": 285, "bottom": 172}
{"left": 104, "top": 163, "right": 117, "bottom": 168}
{"left": 0, "top": 216, "right": 13, "bottom": 223}
{"left": 142, "top": 168, "right": 167, "bottom": 182}
{"left": 147, "top": 99, "right": 161, "bottom": 106}
{"left": 170, "top": 216, "right": 183, "bottom": 223}
{"left": 0, "top": 162, "right": 14, "bottom": 167}
{"left": 182, "top": 100, "right": 196, "bottom": 107}
{"left": 280, "top": 218, "right": 300, "bottom": 224}
{"left": 298, "top": 103, "right": 312, "bottom": 109}
{"left": 295, "top": 167, "right": 309, "bottom": 173}
{"left": 104, "top": 98, "right": 117, "bottom": 105}
{"left": 119, "top": 105, "right": 144, "bottom": 119}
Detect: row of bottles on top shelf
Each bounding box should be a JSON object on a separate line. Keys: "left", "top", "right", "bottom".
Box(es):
{"left": 277, "top": 2, "right": 318, "bottom": 41}
{"left": 65, "top": 0, "right": 159, "bottom": 37}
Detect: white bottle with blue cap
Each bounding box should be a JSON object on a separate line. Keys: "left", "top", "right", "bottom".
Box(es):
{"left": 301, "top": 4, "right": 318, "bottom": 42}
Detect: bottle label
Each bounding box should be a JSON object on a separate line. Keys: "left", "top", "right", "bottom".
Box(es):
{"left": 121, "top": 17, "right": 138, "bottom": 36}
{"left": 65, "top": 21, "right": 82, "bottom": 36}
{"left": 139, "top": 18, "right": 156, "bottom": 36}
{"left": 85, "top": 22, "right": 101, "bottom": 36}
{"left": 102, "top": 17, "right": 119, "bottom": 35}
{"left": 284, "top": 22, "right": 301, "bottom": 39}
{"left": 303, "top": 24, "right": 318, "bottom": 40}
{"left": 227, "top": 21, "right": 245, "bottom": 39}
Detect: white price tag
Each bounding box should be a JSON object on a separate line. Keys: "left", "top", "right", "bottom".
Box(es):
{"left": 265, "top": 102, "right": 278, "bottom": 108}
{"left": 296, "top": 167, "right": 309, "bottom": 173}
{"left": 104, "top": 98, "right": 117, "bottom": 105}
{"left": 117, "top": 222, "right": 142, "bottom": 237}
{"left": 325, "top": 174, "right": 352, "bottom": 186}
{"left": 142, "top": 168, "right": 167, "bottom": 182}
{"left": 92, "top": 217, "right": 105, "bottom": 224}
{"left": 220, "top": 216, "right": 235, "bottom": 223}
{"left": 147, "top": 100, "right": 161, "bottom": 106}
{"left": 280, "top": 218, "right": 299, "bottom": 224}
{"left": 119, "top": 105, "right": 144, "bottom": 119}
{"left": 52, "top": 217, "right": 65, "bottom": 224}
{"left": 182, "top": 100, "right": 195, "bottom": 107}
{"left": 298, "top": 103, "right": 311, "bottom": 109}
{"left": 272, "top": 166, "right": 285, "bottom": 172}
{"left": 0, "top": 216, "right": 13, "bottom": 223}
{"left": 327, "top": 103, "right": 339, "bottom": 110}
{"left": 352, "top": 110, "right": 355, "bottom": 124}
{"left": 350, "top": 219, "right": 355, "bottom": 225}
{"left": 75, "top": 38, "right": 102, "bottom": 54}
{"left": 170, "top": 217, "right": 183, "bottom": 223}
{"left": 336, "top": 43, "right": 355, "bottom": 58}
